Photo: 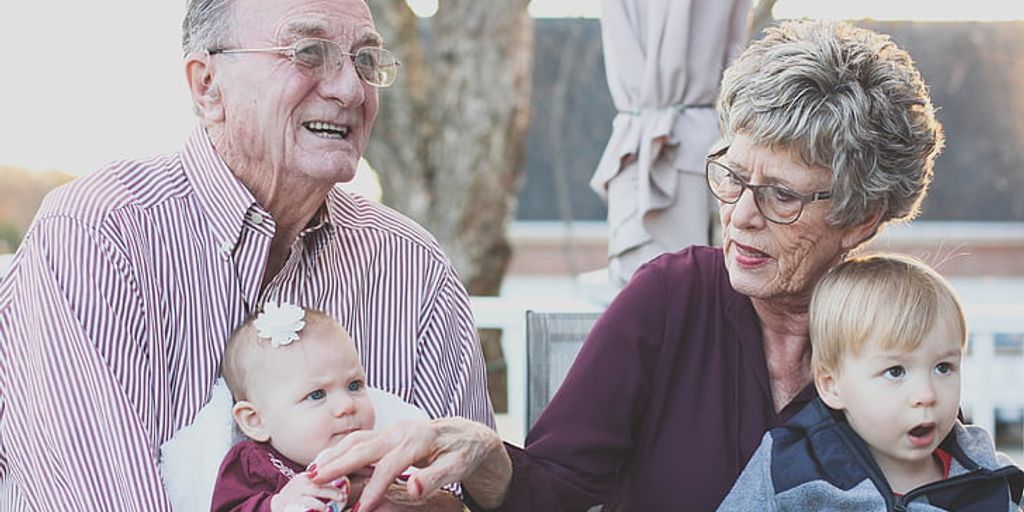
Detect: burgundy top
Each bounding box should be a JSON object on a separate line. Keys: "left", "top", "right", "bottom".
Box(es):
{"left": 482, "top": 246, "right": 816, "bottom": 511}
{"left": 211, "top": 441, "right": 305, "bottom": 512}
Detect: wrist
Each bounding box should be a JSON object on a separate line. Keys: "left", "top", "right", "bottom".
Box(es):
{"left": 432, "top": 418, "right": 511, "bottom": 509}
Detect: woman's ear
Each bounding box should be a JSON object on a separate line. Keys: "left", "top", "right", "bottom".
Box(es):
{"left": 840, "top": 208, "right": 884, "bottom": 252}
{"left": 814, "top": 368, "right": 845, "bottom": 411}
{"left": 184, "top": 53, "right": 224, "bottom": 123}
{"left": 232, "top": 400, "right": 270, "bottom": 442}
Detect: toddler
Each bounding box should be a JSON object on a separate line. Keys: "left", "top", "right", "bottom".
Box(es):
{"left": 719, "top": 254, "right": 1023, "bottom": 511}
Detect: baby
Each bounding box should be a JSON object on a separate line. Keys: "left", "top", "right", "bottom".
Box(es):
{"left": 719, "top": 254, "right": 1023, "bottom": 511}
{"left": 211, "top": 303, "right": 375, "bottom": 512}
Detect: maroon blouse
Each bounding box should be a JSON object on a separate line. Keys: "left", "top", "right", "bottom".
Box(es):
{"left": 210, "top": 440, "right": 305, "bottom": 512}
{"left": 479, "top": 246, "right": 815, "bottom": 511}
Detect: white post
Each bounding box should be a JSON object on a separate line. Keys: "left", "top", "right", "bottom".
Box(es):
{"left": 471, "top": 297, "right": 527, "bottom": 445}
{"left": 967, "top": 332, "right": 997, "bottom": 436}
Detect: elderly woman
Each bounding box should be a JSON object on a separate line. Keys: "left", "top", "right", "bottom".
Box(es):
{"left": 310, "top": 19, "right": 945, "bottom": 511}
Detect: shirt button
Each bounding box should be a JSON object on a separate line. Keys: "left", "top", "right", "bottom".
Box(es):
{"left": 249, "top": 212, "right": 264, "bottom": 225}
{"left": 219, "top": 241, "right": 233, "bottom": 253}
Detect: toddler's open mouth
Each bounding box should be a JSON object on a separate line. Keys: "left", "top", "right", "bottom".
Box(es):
{"left": 908, "top": 422, "right": 937, "bottom": 448}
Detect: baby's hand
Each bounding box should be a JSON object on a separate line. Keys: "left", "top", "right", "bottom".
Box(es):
{"left": 270, "top": 473, "right": 349, "bottom": 512}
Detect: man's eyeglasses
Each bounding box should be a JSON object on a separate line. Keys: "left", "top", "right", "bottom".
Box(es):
{"left": 208, "top": 38, "right": 400, "bottom": 88}
{"left": 705, "top": 146, "right": 832, "bottom": 225}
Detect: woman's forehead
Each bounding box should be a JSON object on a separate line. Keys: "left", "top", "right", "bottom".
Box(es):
{"left": 726, "top": 136, "right": 832, "bottom": 189}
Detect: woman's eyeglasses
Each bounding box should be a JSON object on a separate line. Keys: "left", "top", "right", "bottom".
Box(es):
{"left": 705, "top": 146, "right": 832, "bottom": 225}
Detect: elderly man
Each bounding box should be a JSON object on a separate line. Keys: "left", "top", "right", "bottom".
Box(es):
{"left": 0, "top": 0, "right": 493, "bottom": 509}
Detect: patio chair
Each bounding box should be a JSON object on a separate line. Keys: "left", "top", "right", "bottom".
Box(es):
{"left": 525, "top": 310, "right": 601, "bottom": 429}
{"left": 525, "top": 310, "right": 605, "bottom": 511}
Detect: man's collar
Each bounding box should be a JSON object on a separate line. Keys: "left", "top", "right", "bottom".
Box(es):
{"left": 182, "top": 126, "right": 338, "bottom": 254}
{"left": 182, "top": 126, "right": 259, "bottom": 256}
{"left": 301, "top": 201, "right": 335, "bottom": 239}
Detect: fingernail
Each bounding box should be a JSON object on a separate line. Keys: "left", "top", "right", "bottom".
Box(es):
{"left": 307, "top": 463, "right": 318, "bottom": 472}
{"left": 410, "top": 478, "right": 423, "bottom": 496}
{"left": 352, "top": 501, "right": 361, "bottom": 512}
{"left": 333, "top": 477, "right": 349, "bottom": 491}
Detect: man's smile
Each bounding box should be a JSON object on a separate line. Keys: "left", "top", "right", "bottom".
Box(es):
{"left": 303, "top": 120, "right": 351, "bottom": 139}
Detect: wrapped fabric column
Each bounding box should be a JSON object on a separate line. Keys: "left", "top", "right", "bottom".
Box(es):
{"left": 592, "top": 0, "right": 752, "bottom": 285}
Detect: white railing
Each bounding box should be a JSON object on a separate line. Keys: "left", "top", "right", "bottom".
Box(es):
{"left": 473, "top": 293, "right": 1024, "bottom": 452}
{"left": 960, "top": 303, "right": 1024, "bottom": 448}
{"left": 0, "top": 253, "right": 12, "bottom": 281}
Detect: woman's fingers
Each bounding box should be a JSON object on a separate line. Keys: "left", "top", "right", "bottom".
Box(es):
{"left": 307, "top": 417, "right": 508, "bottom": 511}
{"left": 404, "top": 451, "right": 464, "bottom": 500}
{"left": 311, "top": 429, "right": 396, "bottom": 483}
{"left": 356, "top": 428, "right": 437, "bottom": 509}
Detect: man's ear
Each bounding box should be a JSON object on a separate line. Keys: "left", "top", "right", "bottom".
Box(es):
{"left": 840, "top": 208, "right": 884, "bottom": 252}
{"left": 184, "top": 53, "right": 224, "bottom": 123}
{"left": 814, "top": 368, "right": 845, "bottom": 411}
{"left": 232, "top": 400, "right": 270, "bottom": 442}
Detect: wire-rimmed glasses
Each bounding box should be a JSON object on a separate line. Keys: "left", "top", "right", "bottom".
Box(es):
{"left": 705, "top": 146, "right": 832, "bottom": 225}
{"left": 208, "top": 38, "right": 401, "bottom": 88}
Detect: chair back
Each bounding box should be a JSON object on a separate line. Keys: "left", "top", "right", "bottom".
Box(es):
{"left": 525, "top": 311, "right": 601, "bottom": 429}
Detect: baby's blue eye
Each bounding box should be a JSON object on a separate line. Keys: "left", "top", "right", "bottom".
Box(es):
{"left": 307, "top": 389, "right": 326, "bottom": 401}
{"left": 883, "top": 366, "right": 906, "bottom": 380}
{"left": 935, "top": 362, "right": 954, "bottom": 375}
{"left": 347, "top": 380, "right": 364, "bottom": 392}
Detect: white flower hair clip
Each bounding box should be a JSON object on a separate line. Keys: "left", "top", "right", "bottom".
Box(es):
{"left": 253, "top": 302, "right": 306, "bottom": 348}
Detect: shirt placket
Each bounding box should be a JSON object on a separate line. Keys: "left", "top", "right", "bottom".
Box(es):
{"left": 231, "top": 209, "right": 275, "bottom": 314}
{"left": 260, "top": 236, "right": 308, "bottom": 307}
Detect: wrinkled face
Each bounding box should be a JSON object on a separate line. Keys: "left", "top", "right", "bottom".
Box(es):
{"left": 717, "top": 135, "right": 856, "bottom": 304}
{"left": 247, "top": 323, "right": 376, "bottom": 466}
{"left": 820, "top": 320, "right": 962, "bottom": 485}
{"left": 212, "top": 0, "right": 380, "bottom": 185}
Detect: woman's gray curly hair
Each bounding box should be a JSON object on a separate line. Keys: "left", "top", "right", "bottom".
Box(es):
{"left": 717, "top": 19, "right": 945, "bottom": 229}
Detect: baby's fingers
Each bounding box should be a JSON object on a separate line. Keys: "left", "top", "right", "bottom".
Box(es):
{"left": 288, "top": 473, "right": 350, "bottom": 504}
{"left": 278, "top": 495, "right": 329, "bottom": 512}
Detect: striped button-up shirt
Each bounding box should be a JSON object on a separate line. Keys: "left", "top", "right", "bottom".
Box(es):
{"left": 0, "top": 127, "right": 495, "bottom": 510}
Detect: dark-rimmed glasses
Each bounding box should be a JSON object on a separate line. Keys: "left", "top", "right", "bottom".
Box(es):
{"left": 705, "top": 146, "right": 832, "bottom": 225}
{"left": 208, "top": 38, "right": 400, "bottom": 88}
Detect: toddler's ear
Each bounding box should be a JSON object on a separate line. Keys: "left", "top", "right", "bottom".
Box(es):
{"left": 232, "top": 401, "right": 270, "bottom": 442}
{"left": 814, "top": 368, "right": 845, "bottom": 411}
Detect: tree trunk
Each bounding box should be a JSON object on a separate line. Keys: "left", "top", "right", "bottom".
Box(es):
{"left": 367, "top": 1, "right": 534, "bottom": 297}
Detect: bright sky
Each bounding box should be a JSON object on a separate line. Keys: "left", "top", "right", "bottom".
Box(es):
{"left": 2, "top": 0, "right": 1022, "bottom": 175}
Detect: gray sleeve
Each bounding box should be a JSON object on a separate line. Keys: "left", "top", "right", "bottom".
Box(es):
{"left": 716, "top": 432, "right": 777, "bottom": 511}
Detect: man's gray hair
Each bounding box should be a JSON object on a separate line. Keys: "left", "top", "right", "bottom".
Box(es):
{"left": 182, "top": 0, "right": 235, "bottom": 53}
{"left": 717, "top": 19, "right": 945, "bottom": 229}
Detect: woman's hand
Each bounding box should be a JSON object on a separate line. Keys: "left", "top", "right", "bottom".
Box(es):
{"left": 374, "top": 482, "right": 467, "bottom": 511}
{"left": 270, "top": 472, "right": 348, "bottom": 512}
{"left": 308, "top": 417, "right": 512, "bottom": 511}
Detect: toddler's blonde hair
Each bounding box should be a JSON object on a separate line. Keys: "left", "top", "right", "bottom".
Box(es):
{"left": 810, "top": 253, "right": 966, "bottom": 376}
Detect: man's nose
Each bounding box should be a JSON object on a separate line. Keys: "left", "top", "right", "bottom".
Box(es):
{"left": 319, "top": 57, "right": 366, "bottom": 106}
